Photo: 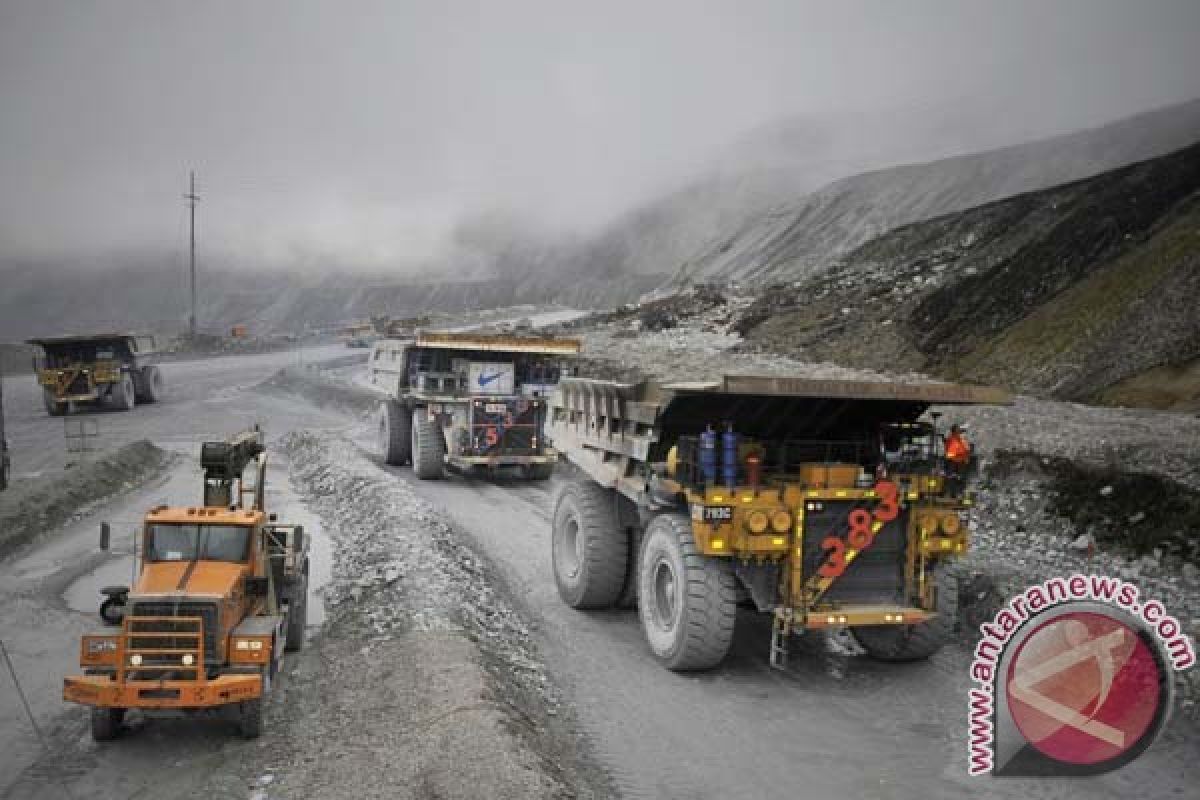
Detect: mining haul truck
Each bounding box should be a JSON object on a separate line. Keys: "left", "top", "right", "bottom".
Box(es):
{"left": 63, "top": 429, "right": 309, "bottom": 740}
{"left": 28, "top": 332, "right": 164, "bottom": 415}
{"left": 546, "top": 374, "right": 1012, "bottom": 671}
{"left": 376, "top": 330, "right": 581, "bottom": 480}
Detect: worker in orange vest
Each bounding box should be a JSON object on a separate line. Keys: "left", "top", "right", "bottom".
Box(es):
{"left": 944, "top": 424, "right": 971, "bottom": 492}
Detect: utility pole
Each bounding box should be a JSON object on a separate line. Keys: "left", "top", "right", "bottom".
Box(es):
{"left": 184, "top": 171, "right": 200, "bottom": 339}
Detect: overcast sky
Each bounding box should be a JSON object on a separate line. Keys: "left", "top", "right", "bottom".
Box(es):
{"left": 2, "top": 0, "right": 1198, "bottom": 270}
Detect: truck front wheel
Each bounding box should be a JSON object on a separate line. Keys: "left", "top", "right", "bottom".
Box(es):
{"left": 90, "top": 707, "right": 125, "bottom": 741}
{"left": 379, "top": 401, "right": 411, "bottom": 466}
{"left": 411, "top": 410, "right": 444, "bottom": 480}
{"left": 852, "top": 569, "right": 958, "bottom": 661}
{"left": 43, "top": 389, "right": 66, "bottom": 416}
{"left": 637, "top": 514, "right": 737, "bottom": 671}
{"left": 552, "top": 480, "right": 627, "bottom": 608}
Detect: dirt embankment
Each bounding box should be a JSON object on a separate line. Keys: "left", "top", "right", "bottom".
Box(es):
{"left": 259, "top": 364, "right": 380, "bottom": 418}
{"left": 0, "top": 440, "right": 171, "bottom": 561}
{"left": 733, "top": 142, "right": 1200, "bottom": 410}
{"left": 221, "top": 431, "right": 605, "bottom": 800}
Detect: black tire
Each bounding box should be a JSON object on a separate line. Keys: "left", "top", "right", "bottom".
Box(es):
{"left": 411, "top": 410, "right": 444, "bottom": 480}
{"left": 379, "top": 401, "right": 412, "bottom": 466}
{"left": 90, "top": 707, "right": 125, "bottom": 741}
{"left": 285, "top": 574, "right": 308, "bottom": 652}
{"left": 238, "top": 697, "right": 263, "bottom": 739}
{"left": 0, "top": 455, "right": 8, "bottom": 491}
{"left": 852, "top": 569, "right": 958, "bottom": 662}
{"left": 637, "top": 513, "right": 737, "bottom": 671}
{"left": 44, "top": 388, "right": 66, "bottom": 416}
{"left": 136, "top": 366, "right": 163, "bottom": 403}
{"left": 525, "top": 462, "right": 555, "bottom": 481}
{"left": 552, "top": 480, "right": 628, "bottom": 609}
{"left": 113, "top": 374, "right": 136, "bottom": 411}
{"left": 99, "top": 596, "right": 126, "bottom": 626}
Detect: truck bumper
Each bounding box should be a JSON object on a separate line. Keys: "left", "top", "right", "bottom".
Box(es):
{"left": 446, "top": 450, "right": 558, "bottom": 468}
{"left": 798, "top": 605, "right": 934, "bottom": 629}
{"left": 63, "top": 673, "right": 262, "bottom": 709}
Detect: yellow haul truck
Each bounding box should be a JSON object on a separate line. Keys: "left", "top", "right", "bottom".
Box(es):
{"left": 63, "top": 429, "right": 309, "bottom": 739}
{"left": 546, "top": 375, "right": 1011, "bottom": 671}
{"left": 28, "top": 332, "right": 164, "bottom": 415}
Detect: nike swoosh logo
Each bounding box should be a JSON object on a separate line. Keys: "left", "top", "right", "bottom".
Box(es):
{"left": 477, "top": 371, "right": 504, "bottom": 386}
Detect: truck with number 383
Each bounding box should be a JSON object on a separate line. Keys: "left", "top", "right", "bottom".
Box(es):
{"left": 545, "top": 375, "right": 1011, "bottom": 671}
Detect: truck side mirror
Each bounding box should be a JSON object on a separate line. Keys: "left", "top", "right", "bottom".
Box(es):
{"left": 244, "top": 576, "right": 269, "bottom": 597}
{"left": 100, "top": 522, "right": 111, "bottom": 551}
{"left": 292, "top": 526, "right": 305, "bottom": 552}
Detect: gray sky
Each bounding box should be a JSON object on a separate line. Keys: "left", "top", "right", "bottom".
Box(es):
{"left": 2, "top": 0, "right": 1199, "bottom": 270}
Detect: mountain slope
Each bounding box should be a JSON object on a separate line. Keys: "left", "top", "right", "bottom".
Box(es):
{"left": 735, "top": 142, "right": 1200, "bottom": 410}
{"left": 664, "top": 98, "right": 1200, "bottom": 286}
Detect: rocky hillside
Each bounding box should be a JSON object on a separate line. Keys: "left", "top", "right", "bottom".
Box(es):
{"left": 735, "top": 141, "right": 1200, "bottom": 410}
{"left": 658, "top": 98, "right": 1200, "bottom": 286}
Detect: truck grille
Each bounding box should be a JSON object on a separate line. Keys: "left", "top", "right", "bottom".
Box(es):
{"left": 468, "top": 397, "right": 544, "bottom": 455}
{"left": 802, "top": 502, "right": 908, "bottom": 605}
{"left": 129, "top": 601, "right": 219, "bottom": 664}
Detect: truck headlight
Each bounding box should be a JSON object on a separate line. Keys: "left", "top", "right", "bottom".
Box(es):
{"left": 87, "top": 638, "right": 117, "bottom": 654}
{"left": 129, "top": 653, "right": 143, "bottom": 666}
{"left": 770, "top": 510, "right": 792, "bottom": 534}
{"left": 181, "top": 653, "right": 195, "bottom": 666}
{"left": 746, "top": 510, "right": 769, "bottom": 534}
{"left": 235, "top": 639, "right": 264, "bottom": 651}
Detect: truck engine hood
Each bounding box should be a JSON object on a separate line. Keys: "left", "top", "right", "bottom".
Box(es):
{"left": 133, "top": 560, "right": 248, "bottom": 599}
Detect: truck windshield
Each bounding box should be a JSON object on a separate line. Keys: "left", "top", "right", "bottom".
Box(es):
{"left": 147, "top": 524, "right": 250, "bottom": 563}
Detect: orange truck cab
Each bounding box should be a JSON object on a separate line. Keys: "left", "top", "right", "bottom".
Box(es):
{"left": 63, "top": 430, "right": 309, "bottom": 740}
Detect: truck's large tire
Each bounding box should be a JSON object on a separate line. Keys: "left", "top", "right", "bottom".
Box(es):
{"left": 379, "top": 400, "right": 411, "bottom": 466}
{"left": 136, "top": 365, "right": 163, "bottom": 403}
{"left": 637, "top": 513, "right": 737, "bottom": 671}
{"left": 525, "top": 462, "right": 555, "bottom": 481}
{"left": 852, "top": 569, "right": 958, "bottom": 662}
{"left": 43, "top": 388, "right": 66, "bottom": 416}
{"left": 411, "top": 410, "right": 444, "bottom": 480}
{"left": 285, "top": 572, "right": 308, "bottom": 652}
{"left": 112, "top": 373, "right": 136, "bottom": 411}
{"left": 0, "top": 455, "right": 8, "bottom": 491}
{"left": 237, "top": 667, "right": 268, "bottom": 738}
{"left": 552, "top": 480, "right": 628, "bottom": 609}
{"left": 90, "top": 707, "right": 124, "bottom": 741}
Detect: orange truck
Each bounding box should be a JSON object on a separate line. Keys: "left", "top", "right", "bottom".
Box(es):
{"left": 63, "top": 429, "right": 309, "bottom": 740}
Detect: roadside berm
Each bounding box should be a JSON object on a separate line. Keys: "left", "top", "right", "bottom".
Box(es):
{"left": 213, "top": 432, "right": 600, "bottom": 800}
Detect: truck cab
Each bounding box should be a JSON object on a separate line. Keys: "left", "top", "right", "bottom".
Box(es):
{"left": 63, "top": 431, "right": 308, "bottom": 740}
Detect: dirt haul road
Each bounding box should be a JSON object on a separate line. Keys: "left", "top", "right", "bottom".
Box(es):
{"left": 0, "top": 347, "right": 355, "bottom": 799}
{"left": 374, "top": 460, "right": 1197, "bottom": 800}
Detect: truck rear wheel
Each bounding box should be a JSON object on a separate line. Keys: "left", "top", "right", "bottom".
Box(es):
{"left": 411, "top": 410, "right": 444, "bottom": 480}
{"left": 285, "top": 574, "right": 308, "bottom": 652}
{"left": 136, "top": 365, "right": 163, "bottom": 403}
{"left": 113, "top": 374, "right": 136, "bottom": 411}
{"left": 637, "top": 513, "right": 737, "bottom": 671}
{"left": 379, "top": 401, "right": 411, "bottom": 466}
{"left": 552, "top": 480, "right": 628, "bottom": 608}
{"left": 852, "top": 569, "right": 957, "bottom": 661}
{"left": 90, "top": 707, "right": 124, "bottom": 741}
{"left": 43, "top": 389, "right": 66, "bottom": 416}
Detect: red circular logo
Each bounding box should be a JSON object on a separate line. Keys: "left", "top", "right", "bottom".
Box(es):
{"left": 1005, "top": 611, "right": 1164, "bottom": 766}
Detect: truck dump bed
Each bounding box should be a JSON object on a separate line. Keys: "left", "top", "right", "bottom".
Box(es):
{"left": 548, "top": 375, "right": 1013, "bottom": 489}
{"left": 415, "top": 331, "right": 581, "bottom": 355}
